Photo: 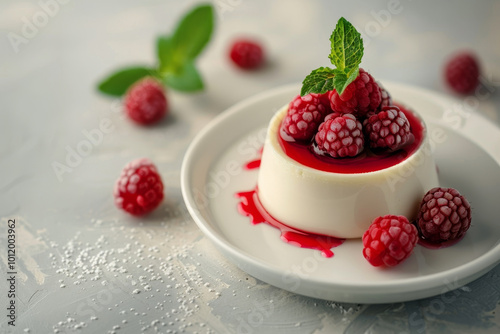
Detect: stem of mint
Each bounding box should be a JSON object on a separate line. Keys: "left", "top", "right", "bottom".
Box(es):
{"left": 301, "top": 17, "right": 364, "bottom": 96}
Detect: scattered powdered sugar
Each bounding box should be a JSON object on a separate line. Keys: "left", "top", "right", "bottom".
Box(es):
{"left": 46, "top": 213, "right": 227, "bottom": 333}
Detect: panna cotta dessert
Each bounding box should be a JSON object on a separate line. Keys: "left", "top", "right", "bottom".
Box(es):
{"left": 237, "top": 17, "right": 472, "bottom": 267}
{"left": 248, "top": 16, "right": 441, "bottom": 240}
{"left": 257, "top": 102, "right": 439, "bottom": 238}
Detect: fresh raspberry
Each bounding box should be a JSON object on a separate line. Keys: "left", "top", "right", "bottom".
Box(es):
{"left": 114, "top": 158, "right": 164, "bottom": 216}
{"left": 311, "top": 91, "right": 332, "bottom": 109}
{"left": 444, "top": 52, "right": 480, "bottom": 94}
{"left": 364, "top": 106, "right": 413, "bottom": 151}
{"left": 314, "top": 114, "right": 364, "bottom": 158}
{"left": 378, "top": 83, "right": 393, "bottom": 109}
{"left": 417, "top": 187, "right": 471, "bottom": 243}
{"left": 281, "top": 94, "right": 330, "bottom": 142}
{"left": 125, "top": 78, "right": 168, "bottom": 125}
{"left": 362, "top": 215, "right": 418, "bottom": 267}
{"left": 229, "top": 39, "right": 264, "bottom": 69}
{"left": 323, "top": 111, "right": 343, "bottom": 122}
{"left": 328, "top": 68, "right": 382, "bottom": 117}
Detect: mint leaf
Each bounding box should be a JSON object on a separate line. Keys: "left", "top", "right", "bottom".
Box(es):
{"left": 163, "top": 61, "right": 203, "bottom": 92}
{"left": 97, "top": 67, "right": 158, "bottom": 96}
{"left": 97, "top": 4, "right": 214, "bottom": 96}
{"left": 157, "top": 4, "right": 214, "bottom": 89}
{"left": 157, "top": 36, "right": 177, "bottom": 73}
{"left": 332, "top": 67, "right": 359, "bottom": 96}
{"left": 300, "top": 17, "right": 364, "bottom": 97}
{"left": 170, "top": 4, "right": 214, "bottom": 61}
{"left": 328, "top": 17, "right": 363, "bottom": 72}
{"left": 300, "top": 67, "right": 336, "bottom": 96}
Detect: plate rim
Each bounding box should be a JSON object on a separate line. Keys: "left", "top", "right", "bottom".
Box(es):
{"left": 181, "top": 82, "right": 500, "bottom": 301}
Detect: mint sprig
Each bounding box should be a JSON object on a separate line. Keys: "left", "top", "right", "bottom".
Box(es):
{"left": 300, "top": 67, "right": 336, "bottom": 95}
{"left": 301, "top": 17, "right": 363, "bottom": 96}
{"left": 98, "top": 67, "right": 158, "bottom": 96}
{"left": 97, "top": 4, "right": 214, "bottom": 96}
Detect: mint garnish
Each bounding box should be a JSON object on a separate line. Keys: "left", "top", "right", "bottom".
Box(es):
{"left": 97, "top": 4, "right": 214, "bottom": 96}
{"left": 301, "top": 17, "right": 364, "bottom": 96}
{"left": 98, "top": 67, "right": 158, "bottom": 96}
{"left": 168, "top": 4, "right": 214, "bottom": 61}
{"left": 163, "top": 61, "right": 203, "bottom": 92}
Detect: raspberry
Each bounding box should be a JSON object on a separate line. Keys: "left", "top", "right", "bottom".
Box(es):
{"left": 417, "top": 187, "right": 471, "bottom": 243}
{"left": 364, "top": 106, "right": 413, "bottom": 151}
{"left": 229, "top": 39, "right": 264, "bottom": 69}
{"left": 315, "top": 114, "right": 364, "bottom": 158}
{"left": 362, "top": 215, "right": 418, "bottom": 267}
{"left": 312, "top": 91, "right": 332, "bottom": 108}
{"left": 328, "top": 68, "right": 382, "bottom": 117}
{"left": 114, "top": 158, "right": 164, "bottom": 216}
{"left": 125, "top": 78, "right": 168, "bottom": 125}
{"left": 444, "top": 52, "right": 480, "bottom": 94}
{"left": 378, "top": 83, "right": 392, "bottom": 109}
{"left": 281, "top": 94, "right": 330, "bottom": 142}
{"left": 323, "top": 111, "right": 343, "bottom": 122}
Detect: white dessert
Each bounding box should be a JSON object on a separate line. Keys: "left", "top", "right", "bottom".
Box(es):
{"left": 257, "top": 105, "right": 439, "bottom": 239}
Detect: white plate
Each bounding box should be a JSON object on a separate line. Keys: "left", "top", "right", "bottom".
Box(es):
{"left": 181, "top": 82, "right": 500, "bottom": 303}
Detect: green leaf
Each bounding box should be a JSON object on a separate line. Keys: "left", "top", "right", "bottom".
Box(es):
{"left": 157, "top": 36, "right": 176, "bottom": 73}
{"left": 332, "top": 67, "right": 359, "bottom": 96}
{"left": 328, "top": 17, "right": 364, "bottom": 72}
{"left": 163, "top": 61, "right": 203, "bottom": 92}
{"left": 157, "top": 4, "right": 214, "bottom": 85}
{"left": 300, "top": 67, "right": 336, "bottom": 96}
{"left": 97, "top": 67, "right": 157, "bottom": 96}
{"left": 171, "top": 4, "right": 214, "bottom": 61}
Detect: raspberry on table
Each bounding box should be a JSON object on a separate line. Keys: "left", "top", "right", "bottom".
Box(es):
{"left": 314, "top": 113, "right": 364, "bottom": 158}
{"left": 362, "top": 215, "right": 418, "bottom": 267}
{"left": 229, "top": 39, "right": 264, "bottom": 69}
{"left": 328, "top": 68, "right": 382, "bottom": 117}
{"left": 125, "top": 78, "right": 168, "bottom": 125}
{"left": 417, "top": 187, "right": 472, "bottom": 243}
{"left": 444, "top": 51, "right": 480, "bottom": 95}
{"left": 364, "top": 106, "right": 413, "bottom": 151}
{"left": 281, "top": 93, "right": 331, "bottom": 142}
{"left": 114, "top": 158, "right": 164, "bottom": 216}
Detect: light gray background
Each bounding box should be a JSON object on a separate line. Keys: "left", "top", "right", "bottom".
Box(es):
{"left": 1, "top": 0, "right": 500, "bottom": 333}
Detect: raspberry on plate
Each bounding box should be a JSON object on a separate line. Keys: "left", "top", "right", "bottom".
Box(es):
{"left": 328, "top": 68, "right": 382, "bottom": 117}
{"left": 114, "top": 158, "right": 164, "bottom": 216}
{"left": 229, "top": 39, "right": 264, "bottom": 69}
{"left": 315, "top": 113, "right": 364, "bottom": 158}
{"left": 364, "top": 105, "right": 413, "bottom": 151}
{"left": 125, "top": 78, "right": 168, "bottom": 125}
{"left": 281, "top": 93, "right": 330, "bottom": 142}
{"left": 362, "top": 215, "right": 418, "bottom": 267}
{"left": 417, "top": 187, "right": 472, "bottom": 243}
{"left": 444, "top": 51, "right": 480, "bottom": 95}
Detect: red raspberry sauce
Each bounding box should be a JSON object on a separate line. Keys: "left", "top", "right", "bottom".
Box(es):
{"left": 236, "top": 188, "right": 345, "bottom": 258}
{"left": 279, "top": 104, "right": 424, "bottom": 173}
{"left": 244, "top": 159, "right": 261, "bottom": 170}
{"left": 244, "top": 147, "right": 263, "bottom": 170}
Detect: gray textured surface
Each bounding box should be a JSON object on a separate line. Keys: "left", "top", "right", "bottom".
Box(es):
{"left": 1, "top": 0, "right": 500, "bottom": 333}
